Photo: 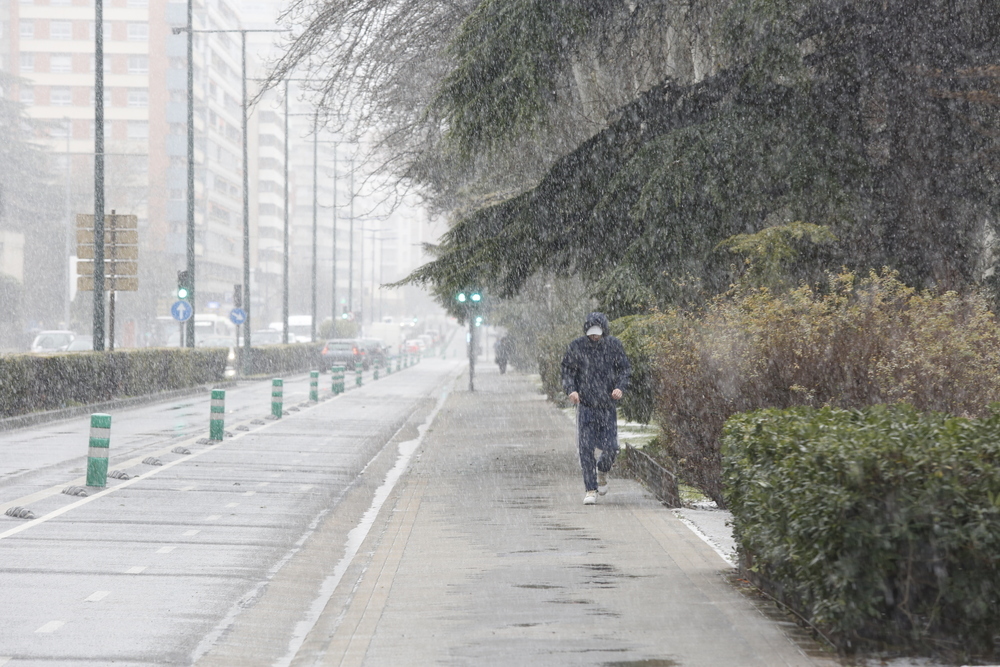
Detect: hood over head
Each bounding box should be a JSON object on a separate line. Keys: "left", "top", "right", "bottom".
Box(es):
{"left": 583, "top": 312, "right": 610, "bottom": 337}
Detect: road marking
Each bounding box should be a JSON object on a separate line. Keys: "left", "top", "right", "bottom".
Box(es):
{"left": 225, "top": 502, "right": 239, "bottom": 508}
{"left": 157, "top": 546, "right": 176, "bottom": 554}
{"left": 183, "top": 529, "right": 200, "bottom": 537}
{"left": 257, "top": 482, "right": 270, "bottom": 488}
{"left": 299, "top": 484, "right": 313, "bottom": 492}
{"left": 270, "top": 472, "right": 281, "bottom": 478}
{"left": 35, "top": 620, "right": 65, "bottom": 633}
{"left": 0, "top": 657, "right": 11, "bottom": 666}
{"left": 85, "top": 591, "right": 109, "bottom": 602}
{"left": 125, "top": 566, "right": 146, "bottom": 574}
{"left": 178, "top": 485, "right": 197, "bottom": 491}
{"left": 205, "top": 515, "right": 221, "bottom": 521}
{"left": 243, "top": 490, "right": 256, "bottom": 497}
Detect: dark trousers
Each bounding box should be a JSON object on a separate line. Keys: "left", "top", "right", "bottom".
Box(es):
{"left": 577, "top": 405, "right": 619, "bottom": 491}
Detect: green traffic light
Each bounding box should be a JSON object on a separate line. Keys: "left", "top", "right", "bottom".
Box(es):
{"left": 177, "top": 287, "right": 189, "bottom": 299}
{"left": 456, "top": 293, "right": 467, "bottom": 303}
{"left": 471, "top": 292, "right": 482, "bottom": 302}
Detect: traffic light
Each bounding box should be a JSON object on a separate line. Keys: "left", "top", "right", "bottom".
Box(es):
{"left": 341, "top": 306, "right": 349, "bottom": 320}
{"left": 176, "top": 270, "right": 191, "bottom": 300}
{"left": 456, "top": 290, "right": 482, "bottom": 304}
{"left": 474, "top": 315, "right": 483, "bottom": 327}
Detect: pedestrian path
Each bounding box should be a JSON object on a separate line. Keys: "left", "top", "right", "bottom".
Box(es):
{"left": 264, "top": 365, "right": 837, "bottom": 667}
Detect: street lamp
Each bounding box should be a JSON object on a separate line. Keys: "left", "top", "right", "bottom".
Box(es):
{"left": 171, "top": 24, "right": 287, "bottom": 354}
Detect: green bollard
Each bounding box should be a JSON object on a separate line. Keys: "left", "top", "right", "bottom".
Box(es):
{"left": 210, "top": 389, "right": 226, "bottom": 440}
{"left": 86, "top": 413, "right": 112, "bottom": 488}
{"left": 374, "top": 360, "right": 380, "bottom": 381}
{"left": 271, "top": 379, "right": 283, "bottom": 418}
{"left": 396, "top": 355, "right": 402, "bottom": 372}
{"left": 356, "top": 365, "right": 363, "bottom": 387}
{"left": 310, "top": 370, "right": 319, "bottom": 401}
{"left": 333, "top": 365, "right": 345, "bottom": 394}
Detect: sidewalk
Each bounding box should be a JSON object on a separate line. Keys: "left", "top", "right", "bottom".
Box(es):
{"left": 278, "top": 365, "right": 838, "bottom": 667}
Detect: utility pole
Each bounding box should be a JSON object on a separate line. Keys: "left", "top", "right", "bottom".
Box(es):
{"left": 184, "top": 0, "right": 195, "bottom": 348}
{"left": 92, "top": 0, "right": 106, "bottom": 350}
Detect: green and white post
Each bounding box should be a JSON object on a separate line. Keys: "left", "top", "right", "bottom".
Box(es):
{"left": 210, "top": 389, "right": 226, "bottom": 440}
{"left": 356, "top": 365, "right": 363, "bottom": 387}
{"left": 330, "top": 366, "right": 342, "bottom": 395}
{"left": 310, "top": 370, "right": 319, "bottom": 401}
{"left": 373, "top": 360, "right": 380, "bottom": 381}
{"left": 272, "top": 379, "right": 283, "bottom": 418}
{"left": 86, "top": 413, "right": 112, "bottom": 487}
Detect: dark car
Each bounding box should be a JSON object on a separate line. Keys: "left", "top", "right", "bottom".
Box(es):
{"left": 357, "top": 338, "right": 388, "bottom": 369}
{"left": 321, "top": 339, "right": 362, "bottom": 371}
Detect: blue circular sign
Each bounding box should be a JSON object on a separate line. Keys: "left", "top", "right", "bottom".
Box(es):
{"left": 171, "top": 300, "right": 193, "bottom": 322}
{"left": 229, "top": 308, "right": 247, "bottom": 325}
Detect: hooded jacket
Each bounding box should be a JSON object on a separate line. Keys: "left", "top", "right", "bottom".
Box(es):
{"left": 561, "top": 312, "right": 631, "bottom": 408}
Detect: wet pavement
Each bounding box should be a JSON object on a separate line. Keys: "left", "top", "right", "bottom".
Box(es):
{"left": 201, "top": 365, "right": 840, "bottom": 667}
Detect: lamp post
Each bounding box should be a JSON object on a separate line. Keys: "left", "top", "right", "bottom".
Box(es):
{"left": 92, "top": 0, "right": 106, "bottom": 350}
{"left": 171, "top": 26, "right": 286, "bottom": 355}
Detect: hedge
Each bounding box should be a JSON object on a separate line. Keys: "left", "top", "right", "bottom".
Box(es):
{"left": 0, "top": 347, "right": 228, "bottom": 418}
{"left": 649, "top": 269, "right": 1000, "bottom": 506}
{"left": 237, "top": 343, "right": 323, "bottom": 377}
{"left": 723, "top": 405, "right": 1000, "bottom": 656}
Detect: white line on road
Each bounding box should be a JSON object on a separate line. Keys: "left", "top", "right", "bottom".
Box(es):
{"left": 178, "top": 485, "right": 197, "bottom": 491}
{"left": 299, "top": 485, "right": 313, "bottom": 492}
{"left": 84, "top": 591, "right": 109, "bottom": 602}
{"left": 225, "top": 502, "right": 239, "bottom": 508}
{"left": 125, "top": 566, "right": 146, "bottom": 574}
{"left": 35, "top": 620, "right": 65, "bottom": 633}
{"left": 157, "top": 546, "right": 177, "bottom": 554}
{"left": 205, "top": 515, "right": 221, "bottom": 521}
{"left": 183, "top": 529, "right": 200, "bottom": 537}
{"left": 0, "top": 656, "right": 11, "bottom": 666}
{"left": 257, "top": 482, "right": 270, "bottom": 487}
{"left": 243, "top": 491, "right": 256, "bottom": 497}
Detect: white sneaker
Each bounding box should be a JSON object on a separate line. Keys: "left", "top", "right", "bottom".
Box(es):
{"left": 597, "top": 471, "right": 608, "bottom": 495}
{"left": 583, "top": 490, "right": 597, "bottom": 505}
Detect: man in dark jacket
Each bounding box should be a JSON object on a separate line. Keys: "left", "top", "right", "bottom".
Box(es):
{"left": 561, "top": 312, "right": 631, "bottom": 505}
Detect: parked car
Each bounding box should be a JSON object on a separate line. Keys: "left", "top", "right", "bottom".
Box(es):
{"left": 65, "top": 335, "right": 93, "bottom": 352}
{"left": 250, "top": 329, "right": 284, "bottom": 345}
{"left": 321, "top": 339, "right": 362, "bottom": 371}
{"left": 30, "top": 330, "right": 75, "bottom": 353}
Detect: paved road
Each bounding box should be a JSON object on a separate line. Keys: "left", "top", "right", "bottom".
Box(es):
{"left": 0, "top": 356, "right": 460, "bottom": 666}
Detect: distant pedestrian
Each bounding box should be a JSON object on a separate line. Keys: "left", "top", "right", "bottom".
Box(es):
{"left": 561, "top": 312, "right": 631, "bottom": 505}
{"left": 494, "top": 336, "right": 514, "bottom": 374}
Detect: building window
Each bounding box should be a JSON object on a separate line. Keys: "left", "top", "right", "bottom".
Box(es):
{"left": 89, "top": 88, "right": 111, "bottom": 106}
{"left": 20, "top": 86, "right": 34, "bottom": 105}
{"left": 127, "top": 89, "right": 148, "bottom": 107}
{"left": 50, "top": 87, "right": 72, "bottom": 106}
{"left": 127, "top": 56, "right": 148, "bottom": 74}
{"left": 90, "top": 55, "right": 111, "bottom": 73}
{"left": 126, "top": 23, "right": 148, "bottom": 41}
{"left": 127, "top": 121, "right": 148, "bottom": 139}
{"left": 20, "top": 53, "right": 34, "bottom": 73}
{"left": 50, "top": 21, "right": 72, "bottom": 40}
{"left": 19, "top": 20, "right": 33, "bottom": 39}
{"left": 51, "top": 54, "right": 72, "bottom": 73}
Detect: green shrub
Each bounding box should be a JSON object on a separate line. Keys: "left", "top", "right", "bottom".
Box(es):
{"left": 238, "top": 343, "right": 323, "bottom": 377}
{"left": 650, "top": 269, "right": 1000, "bottom": 505}
{"left": 0, "top": 348, "right": 227, "bottom": 418}
{"left": 723, "top": 405, "right": 1000, "bottom": 656}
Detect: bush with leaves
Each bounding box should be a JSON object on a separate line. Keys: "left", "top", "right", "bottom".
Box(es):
{"left": 723, "top": 405, "right": 1000, "bottom": 656}
{"left": 650, "top": 269, "right": 1000, "bottom": 505}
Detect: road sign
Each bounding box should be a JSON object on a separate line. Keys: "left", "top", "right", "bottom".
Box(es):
{"left": 171, "top": 300, "right": 193, "bottom": 322}
{"left": 229, "top": 308, "right": 247, "bottom": 325}
{"left": 76, "top": 212, "right": 139, "bottom": 292}
{"left": 77, "top": 276, "right": 139, "bottom": 291}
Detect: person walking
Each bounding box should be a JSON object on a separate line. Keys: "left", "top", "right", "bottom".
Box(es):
{"left": 561, "top": 312, "right": 631, "bottom": 505}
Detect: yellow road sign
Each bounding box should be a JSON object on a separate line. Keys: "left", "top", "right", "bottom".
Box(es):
{"left": 76, "top": 260, "right": 139, "bottom": 276}
{"left": 77, "top": 229, "right": 138, "bottom": 244}
{"left": 78, "top": 245, "right": 139, "bottom": 260}
{"left": 77, "top": 276, "right": 139, "bottom": 292}
{"left": 76, "top": 213, "right": 138, "bottom": 229}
